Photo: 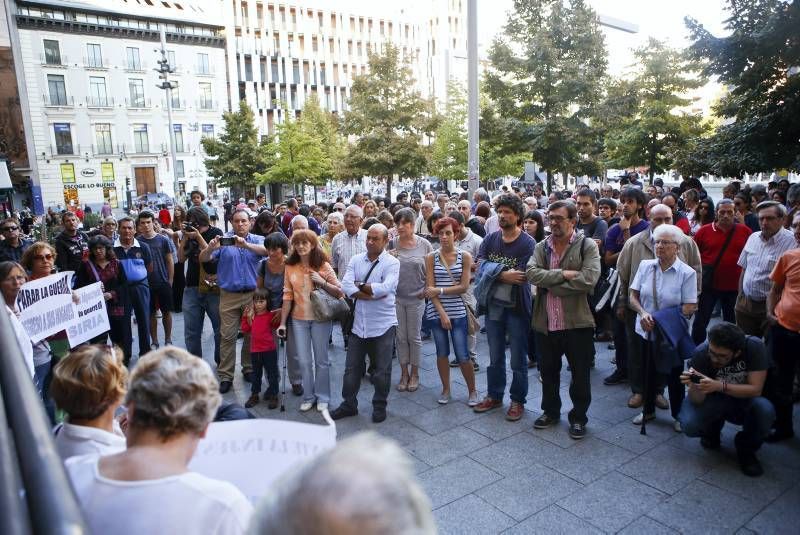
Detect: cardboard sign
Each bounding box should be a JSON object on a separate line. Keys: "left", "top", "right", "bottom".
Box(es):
{"left": 189, "top": 418, "right": 337, "bottom": 504}
{"left": 67, "top": 282, "right": 110, "bottom": 347}
{"left": 15, "top": 272, "right": 75, "bottom": 343}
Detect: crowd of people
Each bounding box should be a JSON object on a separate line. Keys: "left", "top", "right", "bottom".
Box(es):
{"left": 2, "top": 174, "right": 799, "bottom": 533}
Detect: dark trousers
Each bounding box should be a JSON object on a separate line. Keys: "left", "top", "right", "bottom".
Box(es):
{"left": 250, "top": 350, "right": 279, "bottom": 396}
{"left": 679, "top": 394, "right": 775, "bottom": 453}
{"left": 127, "top": 283, "right": 151, "bottom": 357}
{"left": 612, "top": 312, "right": 628, "bottom": 376}
{"left": 341, "top": 326, "right": 396, "bottom": 412}
{"left": 692, "top": 289, "right": 737, "bottom": 345}
{"left": 91, "top": 315, "right": 132, "bottom": 364}
{"left": 537, "top": 328, "right": 594, "bottom": 425}
{"left": 640, "top": 337, "right": 684, "bottom": 419}
{"left": 769, "top": 323, "right": 800, "bottom": 434}
{"left": 172, "top": 262, "right": 185, "bottom": 313}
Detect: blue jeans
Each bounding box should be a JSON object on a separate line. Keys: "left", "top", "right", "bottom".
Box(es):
{"left": 485, "top": 309, "right": 530, "bottom": 403}
{"left": 182, "top": 287, "right": 221, "bottom": 364}
{"left": 250, "top": 350, "right": 279, "bottom": 396}
{"left": 291, "top": 319, "right": 332, "bottom": 404}
{"left": 127, "top": 283, "right": 151, "bottom": 357}
{"left": 679, "top": 394, "right": 775, "bottom": 452}
{"left": 431, "top": 316, "right": 469, "bottom": 362}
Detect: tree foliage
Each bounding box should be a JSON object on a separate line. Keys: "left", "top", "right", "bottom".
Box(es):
{"left": 344, "top": 43, "right": 439, "bottom": 195}
{"left": 298, "top": 95, "right": 349, "bottom": 180}
{"left": 478, "top": 93, "right": 530, "bottom": 181}
{"left": 485, "top": 0, "right": 607, "bottom": 192}
{"left": 257, "top": 114, "right": 331, "bottom": 190}
{"left": 201, "top": 100, "right": 271, "bottom": 198}
{"left": 430, "top": 82, "right": 468, "bottom": 181}
{"left": 685, "top": 0, "right": 800, "bottom": 173}
{"left": 603, "top": 39, "right": 707, "bottom": 181}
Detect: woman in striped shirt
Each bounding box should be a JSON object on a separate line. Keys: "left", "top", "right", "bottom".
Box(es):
{"left": 424, "top": 217, "right": 478, "bottom": 406}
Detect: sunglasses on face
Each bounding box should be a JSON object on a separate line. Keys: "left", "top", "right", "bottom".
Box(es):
{"left": 1, "top": 226, "right": 18, "bottom": 232}
{"left": 34, "top": 253, "right": 54, "bottom": 261}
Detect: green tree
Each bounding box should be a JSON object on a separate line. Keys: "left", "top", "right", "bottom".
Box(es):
{"left": 603, "top": 38, "right": 706, "bottom": 182}
{"left": 430, "top": 82, "right": 468, "bottom": 181}
{"left": 485, "top": 0, "right": 607, "bottom": 192}
{"left": 344, "top": 43, "right": 439, "bottom": 195}
{"left": 478, "top": 93, "right": 529, "bottom": 182}
{"left": 298, "top": 95, "right": 349, "bottom": 180}
{"left": 685, "top": 0, "right": 800, "bottom": 173}
{"left": 201, "top": 100, "right": 270, "bottom": 199}
{"left": 257, "top": 116, "right": 331, "bottom": 195}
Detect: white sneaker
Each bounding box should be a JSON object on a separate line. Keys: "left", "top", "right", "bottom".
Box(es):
{"left": 299, "top": 401, "right": 314, "bottom": 412}
{"left": 316, "top": 402, "right": 328, "bottom": 412}
{"left": 673, "top": 419, "right": 682, "bottom": 433}
{"left": 632, "top": 412, "right": 656, "bottom": 425}
{"left": 468, "top": 391, "right": 479, "bottom": 407}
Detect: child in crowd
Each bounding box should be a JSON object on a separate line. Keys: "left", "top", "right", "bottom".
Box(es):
{"left": 241, "top": 288, "right": 279, "bottom": 409}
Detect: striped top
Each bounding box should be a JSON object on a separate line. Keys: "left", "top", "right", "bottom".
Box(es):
{"left": 425, "top": 251, "right": 466, "bottom": 320}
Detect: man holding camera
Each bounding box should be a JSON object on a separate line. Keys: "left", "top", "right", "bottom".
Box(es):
{"left": 181, "top": 206, "right": 223, "bottom": 363}
{"left": 199, "top": 209, "right": 267, "bottom": 393}
{"left": 679, "top": 322, "right": 774, "bottom": 477}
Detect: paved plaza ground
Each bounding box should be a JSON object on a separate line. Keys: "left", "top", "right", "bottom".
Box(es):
{"left": 159, "top": 313, "right": 798, "bottom": 534}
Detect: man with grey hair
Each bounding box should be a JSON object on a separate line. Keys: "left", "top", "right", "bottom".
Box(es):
{"left": 736, "top": 201, "right": 794, "bottom": 337}
{"left": 616, "top": 204, "right": 702, "bottom": 409}
{"left": 331, "top": 224, "right": 400, "bottom": 423}
{"left": 290, "top": 214, "right": 309, "bottom": 232}
{"left": 786, "top": 182, "right": 800, "bottom": 229}
{"left": 331, "top": 205, "right": 367, "bottom": 349}
{"left": 248, "top": 432, "right": 435, "bottom": 535}
{"left": 415, "top": 200, "right": 434, "bottom": 236}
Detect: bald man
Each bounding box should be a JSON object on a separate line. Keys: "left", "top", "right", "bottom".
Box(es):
{"left": 332, "top": 224, "right": 400, "bottom": 423}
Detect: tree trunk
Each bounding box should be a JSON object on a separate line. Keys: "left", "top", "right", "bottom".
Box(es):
{"left": 545, "top": 168, "right": 552, "bottom": 195}
{"left": 649, "top": 133, "right": 657, "bottom": 184}
{"left": 386, "top": 175, "right": 393, "bottom": 201}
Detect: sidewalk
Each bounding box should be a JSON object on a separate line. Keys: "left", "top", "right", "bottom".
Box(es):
{"left": 163, "top": 313, "right": 799, "bottom": 534}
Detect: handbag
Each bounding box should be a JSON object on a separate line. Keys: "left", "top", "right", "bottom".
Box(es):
{"left": 701, "top": 224, "right": 736, "bottom": 289}
{"left": 309, "top": 274, "right": 350, "bottom": 322}
{"left": 438, "top": 252, "right": 480, "bottom": 335}
{"left": 340, "top": 259, "right": 380, "bottom": 334}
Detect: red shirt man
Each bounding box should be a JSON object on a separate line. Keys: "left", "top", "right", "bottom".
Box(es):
{"left": 694, "top": 221, "right": 752, "bottom": 292}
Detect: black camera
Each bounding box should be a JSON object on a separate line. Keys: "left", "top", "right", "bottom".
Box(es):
{"left": 690, "top": 373, "right": 702, "bottom": 384}
{"left": 183, "top": 222, "right": 196, "bottom": 232}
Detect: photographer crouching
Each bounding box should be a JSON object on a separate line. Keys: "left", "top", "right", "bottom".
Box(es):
{"left": 679, "top": 322, "right": 775, "bottom": 477}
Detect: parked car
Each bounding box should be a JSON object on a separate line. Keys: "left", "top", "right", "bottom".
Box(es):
{"left": 134, "top": 192, "right": 173, "bottom": 209}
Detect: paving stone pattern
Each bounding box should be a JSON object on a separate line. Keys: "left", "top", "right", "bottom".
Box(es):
{"left": 160, "top": 313, "right": 799, "bottom": 534}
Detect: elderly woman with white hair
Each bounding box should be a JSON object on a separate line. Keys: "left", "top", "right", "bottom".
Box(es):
{"left": 65, "top": 347, "right": 252, "bottom": 534}
{"left": 629, "top": 224, "right": 698, "bottom": 431}
{"left": 248, "top": 432, "right": 435, "bottom": 535}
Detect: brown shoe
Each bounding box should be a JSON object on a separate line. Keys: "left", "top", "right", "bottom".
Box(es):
{"left": 655, "top": 393, "right": 669, "bottom": 410}
{"left": 407, "top": 375, "right": 420, "bottom": 392}
{"left": 266, "top": 394, "right": 279, "bottom": 410}
{"left": 628, "top": 393, "right": 643, "bottom": 408}
{"left": 473, "top": 396, "right": 502, "bottom": 413}
{"left": 506, "top": 401, "right": 524, "bottom": 421}
{"left": 244, "top": 394, "right": 259, "bottom": 408}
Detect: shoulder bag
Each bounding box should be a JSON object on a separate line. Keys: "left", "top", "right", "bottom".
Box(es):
{"left": 438, "top": 252, "right": 481, "bottom": 335}
{"left": 340, "top": 259, "right": 380, "bottom": 335}
{"left": 309, "top": 270, "right": 351, "bottom": 322}
{"left": 701, "top": 225, "right": 736, "bottom": 289}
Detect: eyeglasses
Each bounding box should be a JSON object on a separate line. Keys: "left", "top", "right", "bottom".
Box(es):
{"left": 34, "top": 253, "right": 54, "bottom": 261}
{"left": 1, "top": 226, "right": 18, "bottom": 232}
{"left": 708, "top": 348, "right": 734, "bottom": 360}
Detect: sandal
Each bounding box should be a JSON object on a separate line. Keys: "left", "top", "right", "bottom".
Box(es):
{"left": 397, "top": 376, "right": 409, "bottom": 392}
{"left": 407, "top": 375, "right": 420, "bottom": 392}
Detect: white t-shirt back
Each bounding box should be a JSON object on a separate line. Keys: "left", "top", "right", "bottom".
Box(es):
{"left": 53, "top": 421, "right": 126, "bottom": 461}
{"left": 65, "top": 454, "right": 253, "bottom": 535}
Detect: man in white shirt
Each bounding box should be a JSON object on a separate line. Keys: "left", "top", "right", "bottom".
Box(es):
{"left": 736, "top": 201, "right": 795, "bottom": 337}
{"left": 330, "top": 225, "right": 400, "bottom": 424}
{"left": 415, "top": 200, "right": 434, "bottom": 236}
{"left": 331, "top": 205, "right": 366, "bottom": 279}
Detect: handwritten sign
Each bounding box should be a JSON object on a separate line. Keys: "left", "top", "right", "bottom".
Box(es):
{"left": 67, "top": 282, "right": 110, "bottom": 347}
{"left": 189, "top": 418, "right": 337, "bottom": 504}
{"left": 15, "top": 272, "right": 75, "bottom": 343}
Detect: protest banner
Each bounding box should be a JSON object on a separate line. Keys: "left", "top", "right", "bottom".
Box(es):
{"left": 15, "top": 272, "right": 75, "bottom": 343}
{"left": 189, "top": 418, "right": 337, "bottom": 504}
{"left": 67, "top": 282, "right": 110, "bottom": 347}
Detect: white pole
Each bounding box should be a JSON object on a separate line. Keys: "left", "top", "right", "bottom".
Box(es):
{"left": 467, "top": 0, "right": 479, "bottom": 197}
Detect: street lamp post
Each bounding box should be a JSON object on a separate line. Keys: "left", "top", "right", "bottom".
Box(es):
{"left": 155, "top": 29, "right": 179, "bottom": 201}
{"left": 467, "top": 0, "right": 479, "bottom": 198}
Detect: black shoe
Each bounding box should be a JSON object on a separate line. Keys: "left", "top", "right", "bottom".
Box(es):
{"left": 735, "top": 433, "right": 763, "bottom": 477}
{"left": 472, "top": 358, "right": 479, "bottom": 372}
{"left": 607, "top": 343, "right": 615, "bottom": 350}
{"left": 533, "top": 414, "right": 560, "bottom": 429}
{"left": 291, "top": 384, "right": 304, "bottom": 396}
{"left": 219, "top": 380, "right": 232, "bottom": 394}
{"left": 243, "top": 372, "right": 253, "bottom": 383}
{"left": 603, "top": 369, "right": 628, "bottom": 385}
{"left": 528, "top": 359, "right": 537, "bottom": 369}
{"left": 372, "top": 410, "right": 387, "bottom": 423}
{"left": 569, "top": 422, "right": 587, "bottom": 440}
{"left": 420, "top": 333, "right": 431, "bottom": 341}
{"left": 449, "top": 358, "right": 459, "bottom": 368}
{"left": 330, "top": 406, "right": 358, "bottom": 420}
{"left": 765, "top": 429, "right": 794, "bottom": 443}
{"left": 480, "top": 326, "right": 486, "bottom": 334}
{"left": 700, "top": 434, "right": 721, "bottom": 450}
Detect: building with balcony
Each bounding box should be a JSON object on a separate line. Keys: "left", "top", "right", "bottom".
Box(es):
{"left": 224, "top": 0, "right": 466, "bottom": 137}
{"left": 10, "top": 0, "right": 229, "bottom": 211}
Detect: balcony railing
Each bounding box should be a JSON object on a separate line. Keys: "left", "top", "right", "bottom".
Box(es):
{"left": 124, "top": 60, "right": 146, "bottom": 72}
{"left": 91, "top": 143, "right": 124, "bottom": 156}
{"left": 125, "top": 98, "right": 152, "bottom": 109}
{"left": 195, "top": 65, "right": 214, "bottom": 76}
{"left": 197, "top": 99, "right": 217, "bottom": 111}
{"left": 40, "top": 52, "right": 68, "bottom": 66}
{"left": 42, "top": 94, "right": 74, "bottom": 107}
{"left": 175, "top": 144, "right": 192, "bottom": 154}
{"left": 86, "top": 96, "right": 114, "bottom": 108}
{"left": 83, "top": 57, "right": 109, "bottom": 69}
{"left": 49, "top": 144, "right": 81, "bottom": 157}
{"left": 165, "top": 99, "right": 187, "bottom": 110}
